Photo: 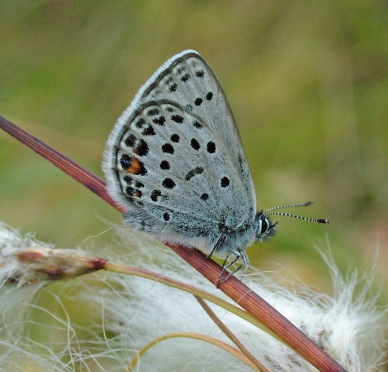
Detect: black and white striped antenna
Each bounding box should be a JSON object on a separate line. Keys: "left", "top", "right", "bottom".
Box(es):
{"left": 264, "top": 201, "right": 329, "bottom": 224}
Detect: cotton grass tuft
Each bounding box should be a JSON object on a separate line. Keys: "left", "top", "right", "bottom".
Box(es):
{"left": 0, "top": 224, "right": 386, "bottom": 371}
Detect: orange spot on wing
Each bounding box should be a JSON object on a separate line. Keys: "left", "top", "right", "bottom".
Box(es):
{"left": 126, "top": 157, "right": 146, "bottom": 176}
{"left": 127, "top": 157, "right": 140, "bottom": 174}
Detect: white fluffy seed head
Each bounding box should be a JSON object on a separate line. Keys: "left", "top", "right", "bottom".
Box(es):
{"left": 88, "top": 229, "right": 387, "bottom": 372}
{"left": 0, "top": 224, "right": 386, "bottom": 371}
{"left": 0, "top": 222, "right": 51, "bottom": 287}
{"left": 0, "top": 223, "right": 103, "bottom": 288}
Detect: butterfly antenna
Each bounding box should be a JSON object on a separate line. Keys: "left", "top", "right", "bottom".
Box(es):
{"left": 264, "top": 201, "right": 329, "bottom": 224}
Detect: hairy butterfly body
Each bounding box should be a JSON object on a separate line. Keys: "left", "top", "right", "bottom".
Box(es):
{"left": 103, "top": 50, "right": 327, "bottom": 280}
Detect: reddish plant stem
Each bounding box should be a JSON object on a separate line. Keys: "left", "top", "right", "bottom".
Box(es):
{"left": 0, "top": 115, "right": 347, "bottom": 372}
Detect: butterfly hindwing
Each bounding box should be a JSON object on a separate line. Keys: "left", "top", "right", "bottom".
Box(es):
{"left": 104, "top": 50, "right": 257, "bottom": 248}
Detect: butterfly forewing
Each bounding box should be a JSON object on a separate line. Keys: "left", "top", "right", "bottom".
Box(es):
{"left": 138, "top": 51, "right": 256, "bottom": 208}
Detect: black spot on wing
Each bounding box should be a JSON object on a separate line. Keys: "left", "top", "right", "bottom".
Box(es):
{"left": 180, "top": 73, "right": 191, "bottom": 82}
{"left": 169, "top": 83, "right": 177, "bottom": 92}
{"left": 191, "top": 138, "right": 200, "bottom": 150}
{"left": 221, "top": 177, "right": 230, "bottom": 187}
{"left": 120, "top": 154, "right": 132, "bottom": 169}
{"left": 193, "top": 120, "right": 202, "bottom": 129}
{"left": 142, "top": 124, "right": 155, "bottom": 136}
{"left": 147, "top": 108, "right": 159, "bottom": 117}
{"left": 162, "top": 143, "right": 174, "bottom": 154}
{"left": 133, "top": 139, "right": 149, "bottom": 156}
{"left": 135, "top": 118, "right": 146, "bottom": 128}
{"left": 151, "top": 190, "right": 162, "bottom": 202}
{"left": 194, "top": 97, "right": 203, "bottom": 106}
{"left": 207, "top": 141, "right": 216, "bottom": 153}
{"left": 160, "top": 160, "right": 170, "bottom": 170}
{"left": 125, "top": 134, "right": 137, "bottom": 147}
{"left": 185, "top": 167, "right": 204, "bottom": 181}
{"left": 153, "top": 116, "right": 166, "bottom": 126}
{"left": 163, "top": 178, "right": 176, "bottom": 189}
{"left": 171, "top": 114, "right": 184, "bottom": 123}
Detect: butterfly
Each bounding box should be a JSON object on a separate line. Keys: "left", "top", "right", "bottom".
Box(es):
{"left": 103, "top": 50, "right": 328, "bottom": 282}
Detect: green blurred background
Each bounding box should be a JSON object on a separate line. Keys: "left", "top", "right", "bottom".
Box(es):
{"left": 1, "top": 1, "right": 387, "bottom": 295}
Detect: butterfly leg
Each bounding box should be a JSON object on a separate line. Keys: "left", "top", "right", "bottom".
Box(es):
{"left": 217, "top": 249, "right": 250, "bottom": 287}
{"left": 207, "top": 235, "right": 226, "bottom": 259}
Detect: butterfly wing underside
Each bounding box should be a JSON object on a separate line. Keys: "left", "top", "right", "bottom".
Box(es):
{"left": 104, "top": 50, "right": 257, "bottom": 250}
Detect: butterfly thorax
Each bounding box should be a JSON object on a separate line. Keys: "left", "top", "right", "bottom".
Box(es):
{"left": 214, "top": 212, "right": 277, "bottom": 254}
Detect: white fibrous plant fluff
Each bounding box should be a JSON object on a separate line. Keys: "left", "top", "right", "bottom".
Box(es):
{"left": 0, "top": 223, "right": 108, "bottom": 371}
{"left": 0, "top": 221, "right": 54, "bottom": 287}
{"left": 0, "top": 222, "right": 104, "bottom": 287}
{"left": 0, "top": 223, "right": 61, "bottom": 371}
{"left": 0, "top": 223, "right": 386, "bottom": 371}
{"left": 89, "top": 230, "right": 387, "bottom": 372}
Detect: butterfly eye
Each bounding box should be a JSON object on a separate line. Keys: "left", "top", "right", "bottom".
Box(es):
{"left": 261, "top": 217, "right": 269, "bottom": 233}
